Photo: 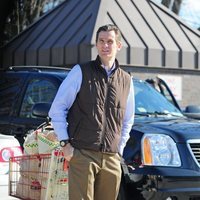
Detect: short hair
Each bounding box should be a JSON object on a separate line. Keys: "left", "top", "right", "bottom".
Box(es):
{"left": 96, "top": 24, "right": 122, "bottom": 43}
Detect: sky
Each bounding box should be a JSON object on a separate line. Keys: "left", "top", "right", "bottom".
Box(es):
{"left": 152, "top": 0, "right": 200, "bottom": 29}
{"left": 179, "top": 0, "right": 200, "bottom": 28}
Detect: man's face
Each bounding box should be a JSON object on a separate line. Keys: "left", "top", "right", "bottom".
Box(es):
{"left": 96, "top": 30, "right": 121, "bottom": 64}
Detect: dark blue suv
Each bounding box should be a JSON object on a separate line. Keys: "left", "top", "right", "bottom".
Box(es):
{"left": 121, "top": 80, "right": 200, "bottom": 200}
{"left": 0, "top": 66, "right": 200, "bottom": 200}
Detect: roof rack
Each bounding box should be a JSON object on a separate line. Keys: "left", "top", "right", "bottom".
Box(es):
{"left": 8, "top": 65, "right": 70, "bottom": 71}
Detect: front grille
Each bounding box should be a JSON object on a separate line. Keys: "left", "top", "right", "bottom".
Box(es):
{"left": 188, "top": 140, "right": 200, "bottom": 167}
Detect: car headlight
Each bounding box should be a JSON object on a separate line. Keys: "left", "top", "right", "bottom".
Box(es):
{"left": 142, "top": 134, "right": 181, "bottom": 167}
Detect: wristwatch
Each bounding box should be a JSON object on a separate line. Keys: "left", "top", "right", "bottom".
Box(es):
{"left": 60, "top": 139, "right": 70, "bottom": 147}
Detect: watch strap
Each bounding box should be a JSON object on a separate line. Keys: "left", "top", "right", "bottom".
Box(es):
{"left": 60, "top": 139, "right": 70, "bottom": 147}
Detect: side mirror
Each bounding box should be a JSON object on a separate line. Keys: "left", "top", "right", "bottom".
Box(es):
{"left": 183, "top": 105, "right": 200, "bottom": 120}
{"left": 185, "top": 105, "right": 200, "bottom": 113}
{"left": 32, "top": 103, "right": 51, "bottom": 118}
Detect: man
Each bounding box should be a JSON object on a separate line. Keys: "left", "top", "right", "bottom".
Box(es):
{"left": 49, "top": 24, "right": 135, "bottom": 200}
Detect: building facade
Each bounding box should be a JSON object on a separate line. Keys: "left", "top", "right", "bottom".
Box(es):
{"left": 0, "top": 0, "right": 200, "bottom": 108}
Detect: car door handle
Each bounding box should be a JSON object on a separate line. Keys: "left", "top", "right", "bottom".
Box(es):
{"left": 14, "top": 127, "right": 25, "bottom": 135}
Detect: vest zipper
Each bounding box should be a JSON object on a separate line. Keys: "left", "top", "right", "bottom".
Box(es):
{"left": 100, "top": 77, "right": 110, "bottom": 152}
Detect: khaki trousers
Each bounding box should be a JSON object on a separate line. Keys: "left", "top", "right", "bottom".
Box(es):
{"left": 68, "top": 149, "right": 122, "bottom": 200}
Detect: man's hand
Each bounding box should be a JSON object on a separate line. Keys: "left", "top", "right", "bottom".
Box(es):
{"left": 62, "top": 143, "right": 74, "bottom": 161}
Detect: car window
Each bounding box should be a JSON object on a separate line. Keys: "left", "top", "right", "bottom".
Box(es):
{"left": 20, "top": 78, "right": 57, "bottom": 118}
{"left": 145, "top": 78, "right": 181, "bottom": 111}
{"left": 134, "top": 80, "right": 183, "bottom": 117}
{"left": 0, "top": 75, "right": 23, "bottom": 116}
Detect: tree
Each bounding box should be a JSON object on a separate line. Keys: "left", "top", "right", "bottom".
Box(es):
{"left": 1, "top": 0, "right": 64, "bottom": 46}
{"left": 0, "top": 0, "right": 15, "bottom": 45}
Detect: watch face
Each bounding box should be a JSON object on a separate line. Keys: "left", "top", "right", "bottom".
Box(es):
{"left": 60, "top": 140, "right": 66, "bottom": 147}
{"left": 60, "top": 140, "right": 69, "bottom": 147}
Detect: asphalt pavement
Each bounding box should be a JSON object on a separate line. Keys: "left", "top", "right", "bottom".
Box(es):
{"left": 0, "top": 174, "right": 19, "bottom": 200}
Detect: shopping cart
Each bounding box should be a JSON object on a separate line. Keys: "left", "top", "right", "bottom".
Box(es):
{"left": 9, "top": 149, "right": 69, "bottom": 200}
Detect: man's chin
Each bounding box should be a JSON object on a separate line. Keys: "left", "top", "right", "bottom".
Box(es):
{"left": 100, "top": 54, "right": 112, "bottom": 59}
{"left": 101, "top": 53, "right": 110, "bottom": 56}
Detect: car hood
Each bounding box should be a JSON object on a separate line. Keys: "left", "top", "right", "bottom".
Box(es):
{"left": 133, "top": 116, "right": 200, "bottom": 143}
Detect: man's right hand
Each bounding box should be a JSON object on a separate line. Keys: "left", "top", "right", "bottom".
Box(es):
{"left": 62, "top": 143, "right": 74, "bottom": 161}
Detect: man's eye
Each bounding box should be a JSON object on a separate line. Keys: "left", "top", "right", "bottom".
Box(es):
{"left": 99, "top": 40, "right": 104, "bottom": 44}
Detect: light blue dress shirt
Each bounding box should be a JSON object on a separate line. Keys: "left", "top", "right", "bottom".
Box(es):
{"left": 49, "top": 64, "right": 135, "bottom": 155}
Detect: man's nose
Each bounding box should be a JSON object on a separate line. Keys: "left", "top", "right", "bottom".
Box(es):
{"left": 103, "top": 42, "right": 109, "bottom": 47}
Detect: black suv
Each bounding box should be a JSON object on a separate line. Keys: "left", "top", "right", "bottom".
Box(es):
{"left": 1, "top": 66, "right": 200, "bottom": 200}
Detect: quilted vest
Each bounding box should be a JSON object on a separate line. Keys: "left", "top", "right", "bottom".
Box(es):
{"left": 68, "top": 56, "right": 131, "bottom": 153}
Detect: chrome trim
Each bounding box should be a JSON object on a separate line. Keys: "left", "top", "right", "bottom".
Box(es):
{"left": 187, "top": 139, "right": 200, "bottom": 168}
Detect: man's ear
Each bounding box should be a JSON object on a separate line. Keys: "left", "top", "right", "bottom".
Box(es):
{"left": 117, "top": 42, "right": 122, "bottom": 51}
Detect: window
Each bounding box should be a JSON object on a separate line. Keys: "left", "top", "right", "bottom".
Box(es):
{"left": 134, "top": 80, "right": 182, "bottom": 116}
{"left": 0, "top": 76, "right": 23, "bottom": 116}
{"left": 20, "top": 79, "right": 57, "bottom": 118}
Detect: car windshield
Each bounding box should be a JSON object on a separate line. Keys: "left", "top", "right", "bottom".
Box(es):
{"left": 133, "top": 79, "right": 183, "bottom": 117}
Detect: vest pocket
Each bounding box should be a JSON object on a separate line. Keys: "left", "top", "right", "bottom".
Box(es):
{"left": 70, "top": 119, "right": 82, "bottom": 140}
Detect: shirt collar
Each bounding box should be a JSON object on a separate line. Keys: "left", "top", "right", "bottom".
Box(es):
{"left": 95, "top": 55, "right": 119, "bottom": 76}
{"left": 101, "top": 63, "right": 115, "bottom": 73}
